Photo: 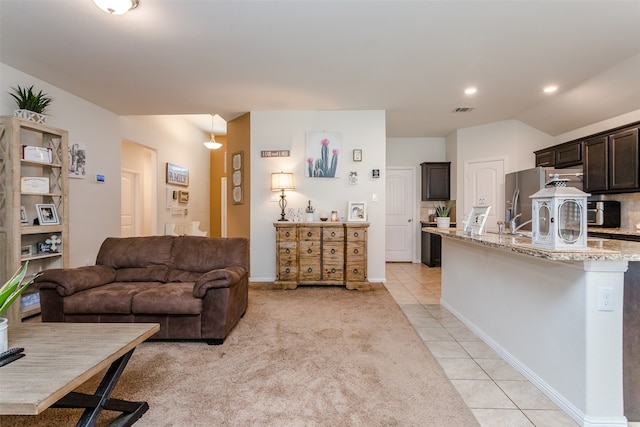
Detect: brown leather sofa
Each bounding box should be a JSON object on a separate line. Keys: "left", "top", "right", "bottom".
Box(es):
{"left": 36, "top": 235, "right": 249, "bottom": 345}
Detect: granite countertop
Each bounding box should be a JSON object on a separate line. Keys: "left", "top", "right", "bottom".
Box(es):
{"left": 423, "top": 227, "right": 640, "bottom": 262}
{"left": 588, "top": 227, "right": 640, "bottom": 238}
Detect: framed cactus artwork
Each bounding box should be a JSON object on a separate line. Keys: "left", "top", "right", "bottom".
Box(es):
{"left": 305, "top": 131, "right": 342, "bottom": 178}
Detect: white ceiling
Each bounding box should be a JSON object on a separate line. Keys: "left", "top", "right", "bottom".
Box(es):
{"left": 1, "top": 0, "right": 639, "bottom": 138}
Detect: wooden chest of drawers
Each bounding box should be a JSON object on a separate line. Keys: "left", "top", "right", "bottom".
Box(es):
{"left": 274, "top": 222, "right": 369, "bottom": 290}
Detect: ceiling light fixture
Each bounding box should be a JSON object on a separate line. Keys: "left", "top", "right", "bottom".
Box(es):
{"left": 464, "top": 87, "right": 477, "bottom": 95}
{"left": 92, "top": 0, "right": 139, "bottom": 15}
{"left": 204, "top": 114, "right": 223, "bottom": 150}
{"left": 544, "top": 86, "right": 558, "bottom": 93}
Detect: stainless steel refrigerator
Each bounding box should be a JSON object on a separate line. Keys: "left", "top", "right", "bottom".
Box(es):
{"left": 505, "top": 166, "right": 583, "bottom": 232}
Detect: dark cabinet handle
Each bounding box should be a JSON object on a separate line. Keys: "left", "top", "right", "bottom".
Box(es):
{"left": 285, "top": 248, "right": 290, "bottom": 254}
{"left": 331, "top": 231, "right": 336, "bottom": 237}
{"left": 307, "top": 248, "right": 312, "bottom": 254}
{"left": 285, "top": 268, "right": 290, "bottom": 273}
{"left": 354, "top": 232, "right": 358, "bottom": 237}
{"left": 307, "top": 231, "right": 312, "bottom": 237}
{"left": 353, "top": 248, "right": 358, "bottom": 254}
{"left": 307, "top": 267, "right": 313, "bottom": 273}
{"left": 285, "top": 232, "right": 290, "bottom": 237}
{"left": 330, "top": 248, "right": 336, "bottom": 254}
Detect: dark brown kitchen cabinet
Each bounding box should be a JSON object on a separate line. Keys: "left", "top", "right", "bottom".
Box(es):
{"left": 534, "top": 148, "right": 555, "bottom": 167}
{"left": 534, "top": 140, "right": 582, "bottom": 168}
{"left": 421, "top": 162, "right": 450, "bottom": 201}
{"left": 583, "top": 127, "right": 639, "bottom": 194}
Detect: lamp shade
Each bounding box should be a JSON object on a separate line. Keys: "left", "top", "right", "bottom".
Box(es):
{"left": 93, "top": 0, "right": 139, "bottom": 14}
{"left": 203, "top": 134, "right": 222, "bottom": 150}
{"left": 271, "top": 172, "right": 294, "bottom": 191}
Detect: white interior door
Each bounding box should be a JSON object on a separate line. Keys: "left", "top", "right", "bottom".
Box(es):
{"left": 464, "top": 159, "right": 505, "bottom": 231}
{"left": 385, "top": 167, "right": 415, "bottom": 262}
{"left": 121, "top": 170, "right": 142, "bottom": 237}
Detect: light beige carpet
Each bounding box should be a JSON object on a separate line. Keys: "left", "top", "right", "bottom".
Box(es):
{"left": 2, "top": 283, "right": 478, "bottom": 426}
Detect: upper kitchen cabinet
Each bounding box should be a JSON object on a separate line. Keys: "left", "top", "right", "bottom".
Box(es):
{"left": 421, "top": 162, "right": 450, "bottom": 201}
{"left": 534, "top": 140, "right": 582, "bottom": 168}
{"left": 583, "top": 126, "right": 639, "bottom": 194}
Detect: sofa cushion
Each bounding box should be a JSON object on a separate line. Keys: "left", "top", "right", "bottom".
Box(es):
{"left": 63, "top": 282, "right": 158, "bottom": 314}
{"left": 170, "top": 236, "right": 249, "bottom": 273}
{"left": 115, "top": 266, "right": 169, "bottom": 282}
{"left": 97, "top": 236, "right": 175, "bottom": 269}
{"left": 132, "top": 282, "right": 202, "bottom": 315}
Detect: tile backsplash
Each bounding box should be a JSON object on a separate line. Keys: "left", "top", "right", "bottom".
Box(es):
{"left": 420, "top": 200, "right": 456, "bottom": 222}
{"left": 603, "top": 193, "right": 640, "bottom": 229}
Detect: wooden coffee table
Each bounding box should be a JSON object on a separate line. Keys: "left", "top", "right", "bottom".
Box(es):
{"left": 0, "top": 322, "right": 159, "bottom": 426}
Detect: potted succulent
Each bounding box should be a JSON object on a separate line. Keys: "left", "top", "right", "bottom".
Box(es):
{"left": 9, "top": 85, "right": 53, "bottom": 124}
{"left": 0, "top": 262, "right": 36, "bottom": 352}
{"left": 305, "top": 200, "right": 315, "bottom": 222}
{"left": 435, "top": 203, "right": 451, "bottom": 229}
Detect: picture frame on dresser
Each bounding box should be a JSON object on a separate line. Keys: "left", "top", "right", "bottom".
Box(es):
{"left": 348, "top": 201, "right": 367, "bottom": 221}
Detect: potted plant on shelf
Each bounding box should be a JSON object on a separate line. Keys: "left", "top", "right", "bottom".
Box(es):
{"left": 9, "top": 84, "right": 53, "bottom": 124}
{"left": 435, "top": 203, "right": 451, "bottom": 229}
{"left": 305, "top": 200, "right": 315, "bottom": 222}
{"left": 0, "top": 262, "right": 36, "bottom": 352}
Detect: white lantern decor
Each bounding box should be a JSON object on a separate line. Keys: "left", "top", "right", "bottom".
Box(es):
{"left": 530, "top": 176, "right": 589, "bottom": 250}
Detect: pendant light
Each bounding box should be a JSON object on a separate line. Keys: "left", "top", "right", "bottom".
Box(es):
{"left": 203, "top": 114, "right": 223, "bottom": 150}
{"left": 92, "top": 0, "right": 139, "bottom": 15}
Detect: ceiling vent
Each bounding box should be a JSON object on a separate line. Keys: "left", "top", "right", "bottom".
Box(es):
{"left": 452, "top": 106, "right": 475, "bottom": 113}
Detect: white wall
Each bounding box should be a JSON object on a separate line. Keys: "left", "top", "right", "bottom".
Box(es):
{"left": 1, "top": 63, "right": 208, "bottom": 267}
{"left": 554, "top": 108, "right": 640, "bottom": 143}
{"left": 249, "top": 110, "right": 387, "bottom": 282}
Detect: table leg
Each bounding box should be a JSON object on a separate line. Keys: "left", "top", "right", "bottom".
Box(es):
{"left": 53, "top": 348, "right": 148, "bottom": 427}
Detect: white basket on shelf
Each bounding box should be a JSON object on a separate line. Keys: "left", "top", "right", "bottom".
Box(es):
{"left": 14, "top": 109, "right": 46, "bottom": 124}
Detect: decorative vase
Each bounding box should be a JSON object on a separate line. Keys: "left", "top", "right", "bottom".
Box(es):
{"left": 0, "top": 317, "right": 8, "bottom": 353}
{"left": 436, "top": 217, "right": 450, "bottom": 229}
{"left": 14, "top": 109, "right": 46, "bottom": 124}
{"left": 306, "top": 213, "right": 314, "bottom": 222}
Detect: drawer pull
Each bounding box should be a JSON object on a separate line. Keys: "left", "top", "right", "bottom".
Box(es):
{"left": 285, "top": 268, "right": 290, "bottom": 273}
{"left": 307, "top": 267, "right": 313, "bottom": 273}
{"left": 353, "top": 268, "right": 359, "bottom": 274}
{"left": 330, "top": 231, "right": 336, "bottom": 237}
{"left": 331, "top": 268, "right": 336, "bottom": 273}
{"left": 353, "top": 248, "right": 358, "bottom": 254}
{"left": 354, "top": 232, "right": 359, "bottom": 237}
{"left": 330, "top": 248, "right": 336, "bottom": 254}
{"left": 285, "top": 248, "right": 290, "bottom": 254}
{"left": 307, "top": 248, "right": 312, "bottom": 254}
{"left": 307, "top": 231, "right": 313, "bottom": 237}
{"left": 285, "top": 232, "right": 290, "bottom": 237}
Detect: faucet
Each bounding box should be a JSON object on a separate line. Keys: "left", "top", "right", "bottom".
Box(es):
{"left": 508, "top": 214, "right": 532, "bottom": 235}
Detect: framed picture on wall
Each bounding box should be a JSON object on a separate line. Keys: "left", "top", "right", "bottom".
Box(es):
{"left": 231, "top": 151, "right": 243, "bottom": 204}
{"left": 166, "top": 162, "right": 189, "bottom": 187}
{"left": 348, "top": 201, "right": 367, "bottom": 222}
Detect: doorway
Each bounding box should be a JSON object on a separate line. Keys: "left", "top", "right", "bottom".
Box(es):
{"left": 385, "top": 167, "right": 415, "bottom": 262}
{"left": 121, "top": 140, "right": 157, "bottom": 236}
{"left": 463, "top": 158, "right": 505, "bottom": 230}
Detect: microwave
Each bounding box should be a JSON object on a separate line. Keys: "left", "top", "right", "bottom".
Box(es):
{"left": 586, "top": 201, "right": 620, "bottom": 227}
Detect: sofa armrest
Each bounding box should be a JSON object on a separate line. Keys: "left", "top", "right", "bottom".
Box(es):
{"left": 35, "top": 265, "right": 117, "bottom": 296}
{"left": 193, "top": 266, "right": 246, "bottom": 297}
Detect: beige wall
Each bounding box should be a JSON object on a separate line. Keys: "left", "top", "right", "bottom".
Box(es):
{"left": 226, "top": 113, "right": 251, "bottom": 240}
{"left": 209, "top": 135, "right": 227, "bottom": 237}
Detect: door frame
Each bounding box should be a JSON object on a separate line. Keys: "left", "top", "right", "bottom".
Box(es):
{"left": 121, "top": 168, "right": 142, "bottom": 237}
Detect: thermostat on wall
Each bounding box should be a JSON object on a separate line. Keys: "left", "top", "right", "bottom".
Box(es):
{"left": 95, "top": 174, "right": 105, "bottom": 183}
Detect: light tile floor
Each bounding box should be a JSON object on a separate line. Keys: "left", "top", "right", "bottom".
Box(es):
{"left": 384, "top": 262, "right": 634, "bottom": 427}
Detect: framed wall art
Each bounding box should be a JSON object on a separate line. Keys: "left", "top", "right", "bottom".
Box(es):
{"left": 353, "top": 149, "right": 362, "bottom": 162}
{"left": 166, "top": 162, "right": 189, "bottom": 186}
{"left": 231, "top": 151, "right": 244, "bottom": 205}
{"left": 306, "top": 131, "right": 342, "bottom": 178}
{"left": 69, "top": 141, "right": 87, "bottom": 179}
{"left": 36, "top": 203, "right": 60, "bottom": 225}
{"left": 348, "top": 201, "right": 367, "bottom": 222}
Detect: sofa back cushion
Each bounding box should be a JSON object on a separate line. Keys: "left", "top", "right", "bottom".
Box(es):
{"left": 168, "top": 236, "right": 249, "bottom": 281}
{"left": 97, "top": 236, "right": 175, "bottom": 269}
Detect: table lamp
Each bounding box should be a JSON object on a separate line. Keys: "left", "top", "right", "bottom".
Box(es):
{"left": 271, "top": 172, "right": 295, "bottom": 221}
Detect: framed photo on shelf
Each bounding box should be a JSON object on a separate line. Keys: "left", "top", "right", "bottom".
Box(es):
{"left": 36, "top": 203, "right": 60, "bottom": 225}
{"left": 20, "top": 206, "right": 28, "bottom": 225}
{"left": 21, "top": 245, "right": 32, "bottom": 257}
{"left": 348, "top": 201, "right": 367, "bottom": 222}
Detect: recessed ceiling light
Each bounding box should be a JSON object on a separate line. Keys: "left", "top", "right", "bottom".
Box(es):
{"left": 464, "top": 87, "right": 477, "bottom": 95}
{"left": 543, "top": 86, "right": 558, "bottom": 93}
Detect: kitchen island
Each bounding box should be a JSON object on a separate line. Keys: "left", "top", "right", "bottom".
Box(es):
{"left": 424, "top": 228, "right": 640, "bottom": 427}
